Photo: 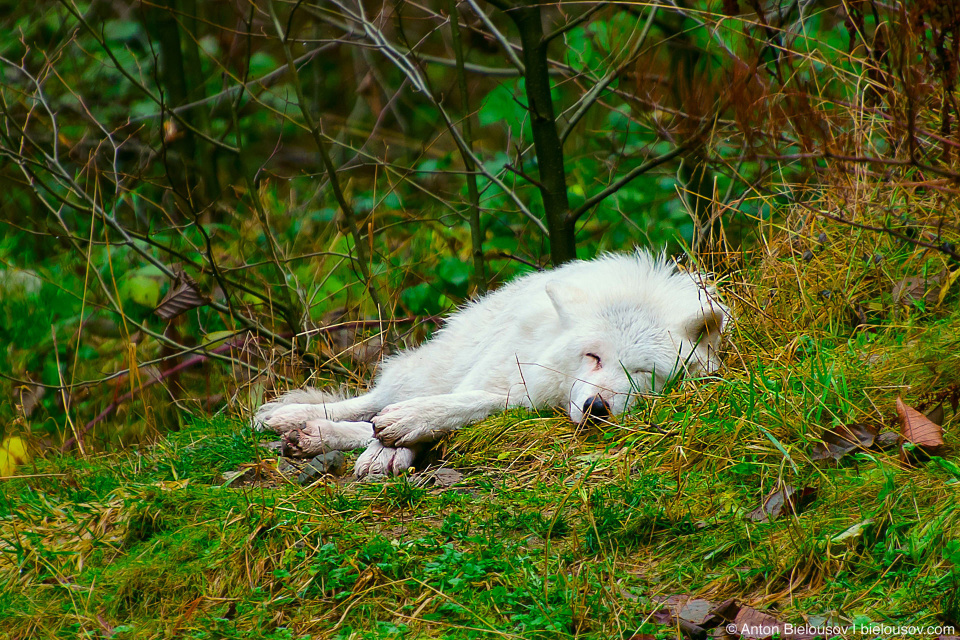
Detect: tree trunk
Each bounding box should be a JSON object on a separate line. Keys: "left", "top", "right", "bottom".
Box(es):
{"left": 505, "top": 5, "right": 577, "bottom": 265}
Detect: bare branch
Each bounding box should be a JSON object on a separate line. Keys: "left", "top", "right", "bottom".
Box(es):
{"left": 569, "top": 144, "right": 690, "bottom": 223}
{"left": 267, "top": 0, "right": 386, "bottom": 315}
{"left": 324, "top": 0, "right": 548, "bottom": 234}
{"left": 467, "top": 0, "right": 525, "bottom": 73}
{"left": 543, "top": 2, "right": 609, "bottom": 44}
{"left": 127, "top": 44, "right": 338, "bottom": 124}
{"left": 57, "top": 0, "right": 240, "bottom": 154}
{"left": 559, "top": 1, "right": 659, "bottom": 146}
{"left": 449, "top": 0, "right": 487, "bottom": 292}
{"left": 0, "top": 71, "right": 313, "bottom": 363}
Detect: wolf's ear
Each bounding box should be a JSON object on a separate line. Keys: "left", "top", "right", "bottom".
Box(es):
{"left": 685, "top": 302, "right": 729, "bottom": 353}
{"left": 545, "top": 281, "right": 586, "bottom": 327}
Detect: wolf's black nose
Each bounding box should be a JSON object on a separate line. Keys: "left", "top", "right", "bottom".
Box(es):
{"left": 582, "top": 396, "right": 610, "bottom": 421}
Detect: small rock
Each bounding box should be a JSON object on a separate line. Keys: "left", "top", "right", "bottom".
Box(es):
{"left": 411, "top": 467, "right": 463, "bottom": 488}
{"left": 297, "top": 451, "right": 347, "bottom": 485}
{"left": 221, "top": 468, "right": 250, "bottom": 487}
{"left": 802, "top": 249, "right": 814, "bottom": 262}
{"left": 277, "top": 457, "right": 300, "bottom": 477}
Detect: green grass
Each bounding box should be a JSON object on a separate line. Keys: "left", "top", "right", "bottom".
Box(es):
{"left": 3, "top": 217, "right": 960, "bottom": 639}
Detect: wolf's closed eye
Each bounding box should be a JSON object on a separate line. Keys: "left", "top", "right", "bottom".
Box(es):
{"left": 586, "top": 353, "right": 602, "bottom": 367}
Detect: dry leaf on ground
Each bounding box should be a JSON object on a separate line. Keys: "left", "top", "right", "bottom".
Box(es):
{"left": 14, "top": 382, "right": 44, "bottom": 417}
{"left": 650, "top": 594, "right": 818, "bottom": 639}
{"left": 926, "top": 403, "right": 945, "bottom": 426}
{"left": 730, "top": 604, "right": 818, "bottom": 639}
{"left": 650, "top": 595, "right": 710, "bottom": 639}
{"left": 892, "top": 270, "right": 946, "bottom": 308}
{"left": 875, "top": 431, "right": 900, "bottom": 449}
{"left": 897, "top": 397, "right": 944, "bottom": 449}
{"left": 746, "top": 485, "right": 818, "bottom": 522}
{"left": 810, "top": 423, "right": 877, "bottom": 461}
{"left": 411, "top": 467, "right": 464, "bottom": 488}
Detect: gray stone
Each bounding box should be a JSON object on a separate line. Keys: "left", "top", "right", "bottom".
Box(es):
{"left": 277, "top": 457, "right": 301, "bottom": 477}
{"left": 297, "top": 451, "right": 347, "bottom": 485}
{"left": 411, "top": 467, "right": 463, "bottom": 488}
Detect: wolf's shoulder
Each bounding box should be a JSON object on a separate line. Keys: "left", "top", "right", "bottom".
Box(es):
{"left": 494, "top": 249, "right": 672, "bottom": 287}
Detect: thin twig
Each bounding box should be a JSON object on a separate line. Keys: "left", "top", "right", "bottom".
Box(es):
{"left": 127, "top": 44, "right": 338, "bottom": 123}
{"left": 464, "top": 0, "right": 524, "bottom": 72}
{"left": 267, "top": 0, "right": 387, "bottom": 315}
{"left": 559, "top": 1, "right": 659, "bottom": 145}
{"left": 569, "top": 143, "right": 690, "bottom": 222}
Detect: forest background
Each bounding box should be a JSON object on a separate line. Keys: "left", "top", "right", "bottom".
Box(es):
{"left": 3, "top": 0, "right": 960, "bottom": 638}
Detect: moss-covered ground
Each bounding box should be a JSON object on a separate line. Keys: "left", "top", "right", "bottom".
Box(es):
{"left": 3, "top": 213, "right": 960, "bottom": 639}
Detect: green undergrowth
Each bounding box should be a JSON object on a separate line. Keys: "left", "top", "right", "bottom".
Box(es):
{"left": 4, "top": 224, "right": 960, "bottom": 638}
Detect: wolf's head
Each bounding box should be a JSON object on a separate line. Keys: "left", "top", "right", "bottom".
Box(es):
{"left": 545, "top": 252, "right": 729, "bottom": 423}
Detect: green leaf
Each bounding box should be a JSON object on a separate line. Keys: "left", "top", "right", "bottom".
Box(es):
{"left": 401, "top": 283, "right": 440, "bottom": 315}
{"left": 932, "top": 456, "right": 960, "bottom": 479}
{"left": 120, "top": 273, "right": 162, "bottom": 308}
{"left": 202, "top": 331, "right": 236, "bottom": 347}
{"left": 248, "top": 52, "right": 277, "bottom": 77}
{"left": 478, "top": 82, "right": 525, "bottom": 129}
{"left": 437, "top": 258, "right": 471, "bottom": 289}
{"left": 103, "top": 20, "right": 142, "bottom": 42}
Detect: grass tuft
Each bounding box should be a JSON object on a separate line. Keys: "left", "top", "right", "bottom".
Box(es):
{"left": 2, "top": 187, "right": 960, "bottom": 637}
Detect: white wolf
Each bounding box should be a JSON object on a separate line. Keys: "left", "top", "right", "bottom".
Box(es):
{"left": 255, "top": 251, "right": 728, "bottom": 477}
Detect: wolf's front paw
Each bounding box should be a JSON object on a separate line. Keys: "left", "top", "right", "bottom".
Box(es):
{"left": 252, "top": 400, "right": 286, "bottom": 432}
{"left": 279, "top": 419, "right": 375, "bottom": 457}
{"left": 354, "top": 441, "right": 415, "bottom": 477}
{"left": 280, "top": 421, "right": 329, "bottom": 458}
{"left": 254, "top": 404, "right": 324, "bottom": 435}
{"left": 371, "top": 401, "right": 444, "bottom": 447}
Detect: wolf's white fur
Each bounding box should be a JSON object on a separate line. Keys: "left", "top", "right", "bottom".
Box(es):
{"left": 255, "top": 251, "right": 728, "bottom": 477}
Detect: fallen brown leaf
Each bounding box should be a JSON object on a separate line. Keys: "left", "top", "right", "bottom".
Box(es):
{"left": 155, "top": 271, "right": 207, "bottom": 320}
{"left": 897, "top": 397, "right": 944, "bottom": 449}
{"left": 875, "top": 431, "right": 900, "bottom": 449}
{"left": 677, "top": 598, "right": 714, "bottom": 625}
{"left": 700, "top": 598, "right": 739, "bottom": 629}
{"left": 926, "top": 402, "right": 945, "bottom": 427}
{"left": 746, "top": 485, "right": 818, "bottom": 523}
{"left": 897, "top": 396, "right": 946, "bottom": 464}
{"left": 650, "top": 594, "right": 817, "bottom": 639}
{"left": 729, "top": 604, "right": 818, "bottom": 639}
{"left": 650, "top": 597, "right": 708, "bottom": 640}
{"left": 651, "top": 608, "right": 674, "bottom": 625}
{"left": 810, "top": 423, "right": 877, "bottom": 461}
{"left": 14, "top": 382, "right": 44, "bottom": 417}
{"left": 892, "top": 270, "right": 946, "bottom": 308}
{"left": 411, "top": 467, "right": 464, "bottom": 489}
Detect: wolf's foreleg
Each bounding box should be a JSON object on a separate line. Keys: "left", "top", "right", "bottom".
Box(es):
{"left": 371, "top": 391, "right": 512, "bottom": 448}
{"left": 254, "top": 391, "right": 388, "bottom": 434}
